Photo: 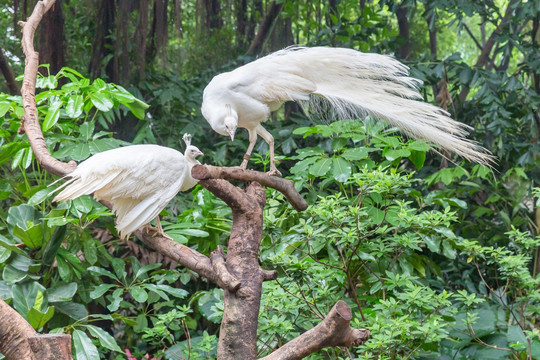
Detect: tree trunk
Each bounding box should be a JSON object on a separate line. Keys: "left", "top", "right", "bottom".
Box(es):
{"left": 148, "top": 0, "right": 169, "bottom": 67}
{"left": 135, "top": 0, "right": 150, "bottom": 80}
{"left": 202, "top": 0, "right": 222, "bottom": 30}
{"left": 395, "top": 4, "right": 410, "bottom": 60}
{"left": 38, "top": 0, "right": 64, "bottom": 75}
{"left": 236, "top": 0, "right": 248, "bottom": 47}
{"left": 246, "top": 1, "right": 284, "bottom": 56}
{"left": 114, "top": 0, "right": 130, "bottom": 84}
{"left": 0, "top": 47, "right": 19, "bottom": 95}
{"left": 89, "top": 0, "right": 116, "bottom": 79}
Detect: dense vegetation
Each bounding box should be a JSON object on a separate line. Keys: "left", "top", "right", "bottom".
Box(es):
{"left": 0, "top": 0, "right": 539, "bottom": 359}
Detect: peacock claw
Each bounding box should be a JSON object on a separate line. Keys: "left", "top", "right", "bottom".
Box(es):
{"left": 267, "top": 167, "right": 282, "bottom": 177}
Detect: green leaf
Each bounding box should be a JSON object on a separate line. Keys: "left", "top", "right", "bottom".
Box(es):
{"left": 13, "top": 224, "right": 43, "bottom": 249}
{"left": 2, "top": 265, "right": 28, "bottom": 283}
{"left": 54, "top": 302, "right": 88, "bottom": 320}
{"left": 107, "top": 288, "right": 124, "bottom": 312}
{"left": 442, "top": 241, "right": 457, "bottom": 259}
{"left": 7, "top": 204, "right": 40, "bottom": 230}
{"left": 73, "top": 329, "right": 100, "bottom": 360}
{"left": 83, "top": 236, "right": 98, "bottom": 265}
{"left": 27, "top": 306, "right": 54, "bottom": 329}
{"left": 341, "top": 148, "right": 371, "bottom": 160}
{"left": 47, "top": 282, "right": 77, "bottom": 302}
{"left": 154, "top": 284, "right": 188, "bottom": 299}
{"left": 0, "top": 102, "right": 11, "bottom": 117}
{"left": 87, "top": 325, "right": 122, "bottom": 352}
{"left": 0, "top": 234, "right": 25, "bottom": 255}
{"left": 87, "top": 266, "right": 119, "bottom": 281}
{"left": 66, "top": 95, "right": 84, "bottom": 118}
{"left": 134, "top": 263, "right": 162, "bottom": 280}
{"left": 71, "top": 143, "right": 91, "bottom": 161}
{"left": 42, "top": 100, "right": 62, "bottom": 132}
{"left": 89, "top": 284, "right": 116, "bottom": 299}
{"left": 408, "top": 150, "right": 426, "bottom": 170}
{"left": 42, "top": 226, "right": 66, "bottom": 266}
{"left": 12, "top": 281, "right": 44, "bottom": 317}
{"left": 331, "top": 157, "right": 351, "bottom": 182}
{"left": 309, "top": 158, "right": 332, "bottom": 177}
{"left": 79, "top": 122, "right": 95, "bottom": 141}
{"left": 90, "top": 92, "right": 113, "bottom": 112}
{"left": 129, "top": 286, "right": 148, "bottom": 302}
{"left": 27, "top": 187, "right": 57, "bottom": 206}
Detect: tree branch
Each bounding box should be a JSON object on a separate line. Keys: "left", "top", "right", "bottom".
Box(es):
{"left": 0, "top": 47, "right": 20, "bottom": 95}
{"left": 0, "top": 299, "right": 71, "bottom": 360}
{"left": 192, "top": 165, "right": 308, "bottom": 211}
{"left": 18, "top": 0, "right": 76, "bottom": 177}
{"left": 259, "top": 301, "right": 370, "bottom": 360}
{"left": 246, "top": 0, "right": 284, "bottom": 56}
{"left": 135, "top": 227, "right": 241, "bottom": 292}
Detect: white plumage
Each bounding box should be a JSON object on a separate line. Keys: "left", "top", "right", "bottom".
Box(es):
{"left": 52, "top": 135, "right": 203, "bottom": 239}
{"left": 201, "top": 46, "right": 492, "bottom": 174}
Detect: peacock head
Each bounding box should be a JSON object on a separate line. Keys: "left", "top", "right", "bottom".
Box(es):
{"left": 224, "top": 104, "right": 238, "bottom": 141}
{"left": 182, "top": 133, "right": 204, "bottom": 161}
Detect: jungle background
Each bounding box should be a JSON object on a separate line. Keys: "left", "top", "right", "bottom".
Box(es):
{"left": 0, "top": 0, "right": 539, "bottom": 359}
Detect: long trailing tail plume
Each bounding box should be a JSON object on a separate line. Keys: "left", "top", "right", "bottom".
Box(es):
{"left": 268, "top": 46, "right": 493, "bottom": 165}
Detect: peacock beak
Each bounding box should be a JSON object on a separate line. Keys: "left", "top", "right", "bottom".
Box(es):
{"left": 227, "top": 129, "right": 235, "bottom": 141}
{"left": 196, "top": 150, "right": 204, "bottom": 157}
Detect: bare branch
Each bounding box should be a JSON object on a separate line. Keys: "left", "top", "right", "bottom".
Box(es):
{"left": 18, "top": 0, "right": 76, "bottom": 177}
{"left": 260, "top": 301, "right": 370, "bottom": 360}
{"left": 135, "top": 227, "right": 235, "bottom": 291}
{"left": 192, "top": 165, "right": 308, "bottom": 211}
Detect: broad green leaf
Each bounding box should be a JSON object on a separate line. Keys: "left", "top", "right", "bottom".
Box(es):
{"left": 72, "top": 196, "right": 94, "bottom": 214}
{"left": 134, "top": 263, "right": 162, "bottom": 280}
{"left": 27, "top": 306, "right": 54, "bottom": 329}
{"left": 27, "top": 187, "right": 57, "bottom": 206}
{"left": 83, "top": 236, "right": 98, "bottom": 265}
{"left": 129, "top": 286, "right": 148, "bottom": 302}
{"left": 12, "top": 281, "right": 44, "bottom": 317}
{"left": 3, "top": 265, "right": 29, "bottom": 283}
{"left": 154, "top": 284, "right": 189, "bottom": 299}
{"left": 341, "top": 148, "right": 371, "bottom": 160}
{"left": 71, "top": 142, "right": 91, "bottom": 161}
{"left": 54, "top": 302, "right": 88, "bottom": 320}
{"left": 331, "top": 157, "right": 351, "bottom": 182}
{"left": 90, "top": 284, "right": 116, "bottom": 299}
{"left": 87, "top": 266, "right": 119, "bottom": 281}
{"left": 73, "top": 329, "right": 100, "bottom": 360}
{"left": 66, "top": 95, "right": 84, "bottom": 118}
{"left": 47, "top": 282, "right": 77, "bottom": 302}
{"left": 7, "top": 204, "right": 40, "bottom": 230}
{"left": 42, "top": 100, "right": 62, "bottom": 131}
{"left": 408, "top": 150, "right": 426, "bottom": 170}
{"left": 13, "top": 224, "right": 43, "bottom": 249}
{"left": 0, "top": 234, "right": 25, "bottom": 255}
{"left": 107, "top": 288, "right": 124, "bottom": 312}
{"left": 0, "top": 102, "right": 10, "bottom": 117}
{"left": 90, "top": 92, "right": 113, "bottom": 112}
{"left": 309, "top": 158, "right": 332, "bottom": 177}
{"left": 79, "top": 122, "right": 95, "bottom": 141}
{"left": 42, "top": 226, "right": 66, "bottom": 266}
{"left": 87, "top": 325, "right": 122, "bottom": 352}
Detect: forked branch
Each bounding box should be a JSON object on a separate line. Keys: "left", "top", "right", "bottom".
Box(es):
{"left": 260, "top": 301, "right": 370, "bottom": 360}
{"left": 192, "top": 164, "right": 308, "bottom": 211}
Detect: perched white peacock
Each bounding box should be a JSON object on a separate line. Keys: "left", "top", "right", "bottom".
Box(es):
{"left": 52, "top": 134, "right": 203, "bottom": 239}
{"left": 201, "top": 46, "right": 492, "bottom": 175}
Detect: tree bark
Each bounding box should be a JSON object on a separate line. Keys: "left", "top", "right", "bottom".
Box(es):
{"left": 0, "top": 298, "right": 72, "bottom": 360}
{"left": 0, "top": 47, "right": 20, "bottom": 95}
{"left": 135, "top": 0, "right": 150, "bottom": 80}
{"left": 38, "top": 0, "right": 64, "bottom": 75}
{"left": 396, "top": 4, "right": 411, "bottom": 60}
{"left": 89, "top": 0, "right": 116, "bottom": 79}
{"left": 236, "top": 0, "right": 248, "bottom": 47}
{"left": 18, "top": 0, "right": 76, "bottom": 177}
{"left": 246, "top": 1, "right": 284, "bottom": 56}
{"left": 260, "top": 301, "right": 370, "bottom": 360}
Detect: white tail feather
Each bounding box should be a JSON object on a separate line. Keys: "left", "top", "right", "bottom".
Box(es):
{"left": 270, "top": 47, "right": 493, "bottom": 164}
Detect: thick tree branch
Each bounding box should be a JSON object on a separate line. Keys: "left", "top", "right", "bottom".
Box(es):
{"left": 192, "top": 165, "right": 308, "bottom": 211}
{"left": 0, "top": 47, "right": 20, "bottom": 95}
{"left": 135, "top": 227, "right": 240, "bottom": 292}
{"left": 246, "top": 1, "right": 284, "bottom": 56}
{"left": 210, "top": 246, "right": 241, "bottom": 292}
{"left": 0, "top": 299, "right": 71, "bottom": 360}
{"left": 260, "top": 301, "right": 370, "bottom": 360}
{"left": 458, "top": 0, "right": 517, "bottom": 102}
{"left": 18, "top": 0, "right": 76, "bottom": 177}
